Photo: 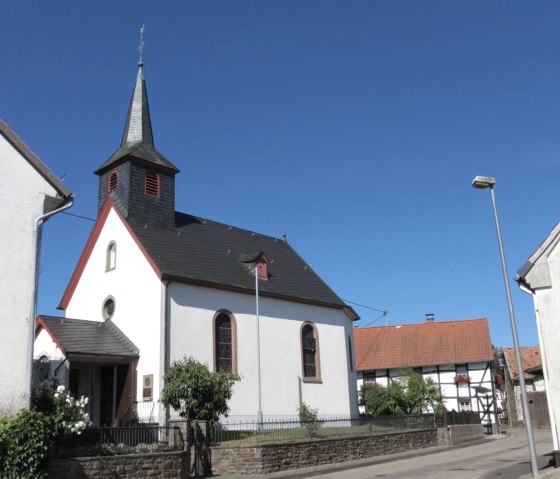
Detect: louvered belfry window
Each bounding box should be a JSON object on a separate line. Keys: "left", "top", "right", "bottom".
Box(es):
{"left": 108, "top": 171, "right": 118, "bottom": 192}
{"left": 215, "top": 314, "right": 232, "bottom": 372}
{"left": 302, "top": 324, "right": 317, "bottom": 378}
{"left": 145, "top": 171, "right": 160, "bottom": 198}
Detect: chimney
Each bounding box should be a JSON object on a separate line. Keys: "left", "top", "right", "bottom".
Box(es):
{"left": 425, "top": 313, "right": 435, "bottom": 322}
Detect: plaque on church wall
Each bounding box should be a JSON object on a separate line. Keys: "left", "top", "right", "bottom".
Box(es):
{"left": 143, "top": 374, "right": 153, "bottom": 401}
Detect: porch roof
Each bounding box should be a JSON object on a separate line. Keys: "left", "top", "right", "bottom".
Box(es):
{"left": 36, "top": 316, "right": 139, "bottom": 360}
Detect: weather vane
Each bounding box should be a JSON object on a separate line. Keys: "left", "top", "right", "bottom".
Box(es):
{"left": 138, "top": 24, "right": 145, "bottom": 66}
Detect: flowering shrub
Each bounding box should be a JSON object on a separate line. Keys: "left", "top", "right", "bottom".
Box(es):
{"left": 52, "top": 385, "right": 91, "bottom": 435}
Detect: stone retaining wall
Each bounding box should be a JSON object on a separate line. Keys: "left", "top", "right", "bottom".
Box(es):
{"left": 211, "top": 429, "right": 438, "bottom": 475}
{"left": 49, "top": 451, "right": 188, "bottom": 479}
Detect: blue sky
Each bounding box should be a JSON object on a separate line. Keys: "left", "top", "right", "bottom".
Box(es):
{"left": 3, "top": 1, "right": 560, "bottom": 348}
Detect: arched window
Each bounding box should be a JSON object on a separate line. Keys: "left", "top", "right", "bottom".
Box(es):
{"left": 108, "top": 171, "right": 118, "bottom": 192}
{"left": 145, "top": 171, "right": 160, "bottom": 198}
{"left": 347, "top": 334, "right": 354, "bottom": 372}
{"left": 214, "top": 311, "right": 237, "bottom": 374}
{"left": 301, "top": 323, "right": 321, "bottom": 381}
{"left": 106, "top": 241, "right": 116, "bottom": 271}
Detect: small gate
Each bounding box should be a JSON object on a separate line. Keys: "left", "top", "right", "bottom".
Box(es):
{"left": 527, "top": 391, "right": 550, "bottom": 429}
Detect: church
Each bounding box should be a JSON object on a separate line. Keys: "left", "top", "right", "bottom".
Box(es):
{"left": 34, "top": 59, "right": 359, "bottom": 426}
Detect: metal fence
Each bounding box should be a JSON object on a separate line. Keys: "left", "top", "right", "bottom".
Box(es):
{"left": 210, "top": 414, "right": 441, "bottom": 445}
{"left": 58, "top": 425, "right": 183, "bottom": 451}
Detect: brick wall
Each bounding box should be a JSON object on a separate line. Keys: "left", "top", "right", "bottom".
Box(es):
{"left": 49, "top": 451, "right": 189, "bottom": 479}
{"left": 212, "top": 429, "right": 438, "bottom": 475}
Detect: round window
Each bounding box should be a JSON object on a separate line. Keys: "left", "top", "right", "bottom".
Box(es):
{"left": 102, "top": 297, "right": 116, "bottom": 320}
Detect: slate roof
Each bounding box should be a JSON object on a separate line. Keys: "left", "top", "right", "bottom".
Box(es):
{"left": 37, "top": 316, "right": 139, "bottom": 358}
{"left": 95, "top": 66, "right": 179, "bottom": 175}
{"left": 503, "top": 346, "right": 542, "bottom": 381}
{"left": 126, "top": 211, "right": 357, "bottom": 317}
{"left": 0, "top": 118, "right": 72, "bottom": 199}
{"left": 354, "top": 318, "right": 493, "bottom": 371}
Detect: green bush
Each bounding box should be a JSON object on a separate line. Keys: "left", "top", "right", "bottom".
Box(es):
{"left": 297, "top": 402, "right": 320, "bottom": 436}
{"left": 0, "top": 409, "right": 53, "bottom": 479}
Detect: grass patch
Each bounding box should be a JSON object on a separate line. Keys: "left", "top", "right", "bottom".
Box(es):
{"left": 213, "top": 424, "right": 416, "bottom": 446}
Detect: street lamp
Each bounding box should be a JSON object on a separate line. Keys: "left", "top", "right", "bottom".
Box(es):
{"left": 472, "top": 175, "right": 539, "bottom": 479}
{"left": 255, "top": 263, "right": 263, "bottom": 425}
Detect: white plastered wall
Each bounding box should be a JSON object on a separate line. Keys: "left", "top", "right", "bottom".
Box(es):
{"left": 168, "top": 283, "right": 358, "bottom": 421}
{"left": 0, "top": 134, "right": 60, "bottom": 414}
{"left": 65, "top": 207, "right": 162, "bottom": 406}
{"left": 524, "top": 240, "right": 560, "bottom": 448}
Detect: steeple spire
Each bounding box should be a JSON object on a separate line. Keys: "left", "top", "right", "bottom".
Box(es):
{"left": 119, "top": 64, "right": 154, "bottom": 148}
{"left": 95, "top": 26, "right": 178, "bottom": 175}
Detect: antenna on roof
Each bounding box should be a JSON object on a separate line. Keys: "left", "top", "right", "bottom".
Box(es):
{"left": 282, "top": 230, "right": 287, "bottom": 243}
{"left": 138, "top": 24, "right": 145, "bottom": 67}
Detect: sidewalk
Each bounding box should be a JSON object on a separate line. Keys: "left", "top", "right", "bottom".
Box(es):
{"left": 216, "top": 438, "right": 488, "bottom": 479}
{"left": 519, "top": 468, "right": 560, "bottom": 479}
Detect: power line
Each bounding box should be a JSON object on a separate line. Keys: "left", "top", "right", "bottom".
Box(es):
{"left": 62, "top": 212, "right": 96, "bottom": 222}
{"left": 363, "top": 311, "right": 388, "bottom": 328}
{"left": 342, "top": 298, "right": 386, "bottom": 314}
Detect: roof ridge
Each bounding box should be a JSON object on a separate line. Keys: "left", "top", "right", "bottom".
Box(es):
{"left": 355, "top": 317, "right": 488, "bottom": 331}
{"left": 40, "top": 315, "right": 102, "bottom": 326}
{"left": 174, "top": 211, "right": 286, "bottom": 242}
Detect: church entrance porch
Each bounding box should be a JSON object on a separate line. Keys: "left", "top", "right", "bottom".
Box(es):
{"left": 34, "top": 315, "right": 140, "bottom": 426}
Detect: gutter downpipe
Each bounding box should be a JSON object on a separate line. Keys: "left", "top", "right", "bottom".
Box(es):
{"left": 27, "top": 197, "right": 73, "bottom": 406}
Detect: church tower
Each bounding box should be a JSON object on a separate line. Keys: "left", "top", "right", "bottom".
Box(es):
{"left": 94, "top": 60, "right": 179, "bottom": 227}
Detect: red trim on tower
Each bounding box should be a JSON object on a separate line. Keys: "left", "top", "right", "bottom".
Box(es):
{"left": 58, "top": 198, "right": 163, "bottom": 310}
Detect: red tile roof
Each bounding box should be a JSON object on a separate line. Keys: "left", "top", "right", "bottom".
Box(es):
{"left": 354, "top": 318, "right": 493, "bottom": 371}
{"left": 503, "top": 346, "right": 542, "bottom": 380}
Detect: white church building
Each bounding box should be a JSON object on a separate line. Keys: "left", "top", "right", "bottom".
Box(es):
{"left": 34, "top": 61, "right": 359, "bottom": 426}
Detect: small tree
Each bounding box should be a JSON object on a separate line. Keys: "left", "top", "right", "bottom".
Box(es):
{"left": 297, "top": 402, "right": 320, "bottom": 436}
{"left": 161, "top": 357, "right": 236, "bottom": 422}
{"left": 360, "top": 383, "right": 393, "bottom": 416}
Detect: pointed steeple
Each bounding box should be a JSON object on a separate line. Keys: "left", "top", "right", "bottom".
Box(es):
{"left": 95, "top": 63, "right": 179, "bottom": 175}
{"left": 95, "top": 44, "right": 179, "bottom": 226}
{"left": 120, "top": 64, "right": 155, "bottom": 148}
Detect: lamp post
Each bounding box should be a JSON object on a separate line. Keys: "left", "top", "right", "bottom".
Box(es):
{"left": 255, "top": 263, "right": 263, "bottom": 425}
{"left": 472, "top": 175, "right": 539, "bottom": 478}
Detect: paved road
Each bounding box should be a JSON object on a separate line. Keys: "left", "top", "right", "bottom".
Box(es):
{"left": 223, "top": 429, "right": 556, "bottom": 479}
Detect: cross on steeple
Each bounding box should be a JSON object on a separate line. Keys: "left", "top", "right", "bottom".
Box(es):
{"left": 138, "top": 24, "right": 145, "bottom": 67}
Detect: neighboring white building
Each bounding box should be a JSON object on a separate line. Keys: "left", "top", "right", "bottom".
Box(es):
{"left": 354, "top": 317, "right": 497, "bottom": 427}
{"left": 516, "top": 227, "right": 560, "bottom": 463}
{"left": 0, "top": 119, "right": 72, "bottom": 415}
{"left": 40, "top": 63, "right": 359, "bottom": 426}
